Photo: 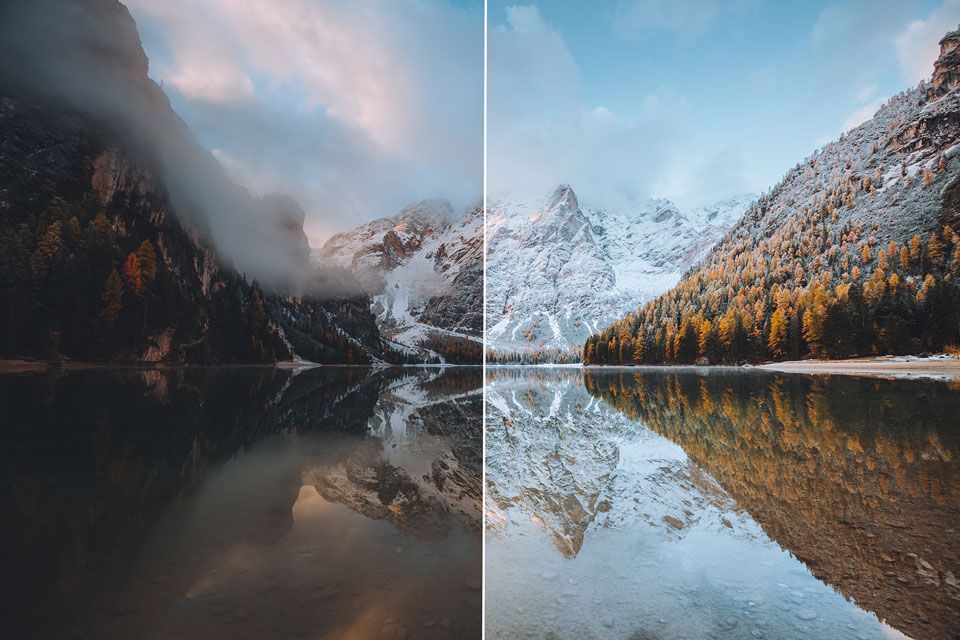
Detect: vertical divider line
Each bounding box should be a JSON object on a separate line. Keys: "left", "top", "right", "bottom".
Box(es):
{"left": 481, "top": 0, "right": 488, "bottom": 637}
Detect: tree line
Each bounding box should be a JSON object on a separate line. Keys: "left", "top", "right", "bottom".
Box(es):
{"left": 585, "top": 221, "right": 960, "bottom": 365}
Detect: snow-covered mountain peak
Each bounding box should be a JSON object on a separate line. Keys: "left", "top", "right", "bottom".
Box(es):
{"left": 688, "top": 193, "right": 758, "bottom": 227}
{"left": 313, "top": 200, "right": 482, "bottom": 362}
{"left": 544, "top": 183, "right": 579, "bottom": 212}
{"left": 395, "top": 198, "right": 453, "bottom": 230}
{"left": 486, "top": 186, "right": 754, "bottom": 359}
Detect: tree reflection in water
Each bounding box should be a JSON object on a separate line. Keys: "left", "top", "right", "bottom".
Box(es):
{"left": 0, "top": 366, "right": 481, "bottom": 640}
{"left": 585, "top": 369, "right": 960, "bottom": 640}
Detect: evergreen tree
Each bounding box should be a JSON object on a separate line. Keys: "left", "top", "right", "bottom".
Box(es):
{"left": 100, "top": 269, "right": 123, "bottom": 325}
{"left": 31, "top": 222, "right": 63, "bottom": 274}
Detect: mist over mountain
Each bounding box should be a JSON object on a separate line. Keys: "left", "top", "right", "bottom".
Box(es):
{"left": 0, "top": 0, "right": 410, "bottom": 364}
{"left": 313, "top": 200, "right": 483, "bottom": 363}
{"left": 0, "top": 0, "right": 319, "bottom": 290}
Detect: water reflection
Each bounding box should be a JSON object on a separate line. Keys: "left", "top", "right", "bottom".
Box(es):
{"left": 485, "top": 367, "right": 959, "bottom": 640}
{"left": 0, "top": 366, "right": 481, "bottom": 639}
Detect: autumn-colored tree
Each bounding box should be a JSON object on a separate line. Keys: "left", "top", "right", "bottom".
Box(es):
{"left": 802, "top": 303, "right": 826, "bottom": 358}
{"left": 633, "top": 327, "right": 646, "bottom": 363}
{"left": 768, "top": 308, "right": 788, "bottom": 359}
{"left": 927, "top": 231, "right": 945, "bottom": 266}
{"left": 899, "top": 246, "right": 910, "bottom": 271}
{"left": 924, "top": 168, "right": 935, "bottom": 186}
{"left": 136, "top": 239, "right": 158, "bottom": 285}
{"left": 100, "top": 269, "right": 123, "bottom": 324}
{"left": 31, "top": 222, "right": 63, "bottom": 274}
{"left": 122, "top": 252, "right": 143, "bottom": 295}
{"left": 697, "top": 317, "right": 713, "bottom": 358}
{"left": 909, "top": 234, "right": 923, "bottom": 262}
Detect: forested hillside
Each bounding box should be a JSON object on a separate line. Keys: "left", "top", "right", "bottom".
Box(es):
{"left": 585, "top": 29, "right": 960, "bottom": 365}
{"left": 0, "top": 0, "right": 406, "bottom": 365}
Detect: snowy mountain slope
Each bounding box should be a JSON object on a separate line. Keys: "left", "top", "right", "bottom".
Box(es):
{"left": 313, "top": 200, "right": 483, "bottom": 362}
{"left": 586, "top": 28, "right": 960, "bottom": 365}
{"left": 484, "top": 185, "right": 752, "bottom": 357}
{"left": 484, "top": 369, "right": 754, "bottom": 558}
{"left": 304, "top": 368, "right": 482, "bottom": 538}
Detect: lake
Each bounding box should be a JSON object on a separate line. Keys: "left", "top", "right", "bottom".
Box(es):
{"left": 485, "top": 367, "right": 960, "bottom": 640}
{"left": 0, "top": 366, "right": 482, "bottom": 639}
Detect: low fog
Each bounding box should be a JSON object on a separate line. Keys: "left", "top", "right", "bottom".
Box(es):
{"left": 0, "top": 0, "right": 355, "bottom": 293}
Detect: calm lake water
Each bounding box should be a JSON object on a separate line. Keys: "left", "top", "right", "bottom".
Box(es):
{"left": 0, "top": 366, "right": 482, "bottom": 640}
{"left": 485, "top": 367, "right": 960, "bottom": 640}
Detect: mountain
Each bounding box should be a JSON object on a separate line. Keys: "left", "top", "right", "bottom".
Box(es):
{"left": 0, "top": 0, "right": 404, "bottom": 364}
{"left": 485, "top": 185, "right": 752, "bottom": 360}
{"left": 305, "top": 368, "right": 482, "bottom": 539}
{"left": 586, "top": 29, "right": 960, "bottom": 366}
{"left": 485, "top": 369, "right": 753, "bottom": 560}
{"left": 313, "top": 201, "right": 483, "bottom": 363}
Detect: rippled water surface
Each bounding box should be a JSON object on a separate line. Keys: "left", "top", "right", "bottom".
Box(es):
{"left": 485, "top": 368, "right": 960, "bottom": 640}
{"left": 0, "top": 366, "right": 482, "bottom": 639}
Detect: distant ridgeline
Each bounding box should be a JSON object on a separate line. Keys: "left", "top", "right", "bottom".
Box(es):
{"left": 0, "top": 0, "right": 411, "bottom": 365}
{"left": 585, "top": 30, "right": 960, "bottom": 365}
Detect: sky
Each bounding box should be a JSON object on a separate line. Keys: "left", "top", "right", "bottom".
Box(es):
{"left": 489, "top": 0, "right": 960, "bottom": 210}
{"left": 127, "top": 0, "right": 960, "bottom": 244}
{"left": 127, "top": 0, "right": 483, "bottom": 246}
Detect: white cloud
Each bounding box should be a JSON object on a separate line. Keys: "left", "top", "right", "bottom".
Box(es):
{"left": 896, "top": 0, "right": 960, "bottom": 83}
{"left": 127, "top": 0, "right": 482, "bottom": 242}
{"left": 489, "top": 4, "right": 684, "bottom": 208}
{"left": 613, "top": 0, "right": 721, "bottom": 42}
{"left": 841, "top": 97, "right": 886, "bottom": 133}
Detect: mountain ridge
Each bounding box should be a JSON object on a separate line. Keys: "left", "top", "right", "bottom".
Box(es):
{"left": 485, "top": 185, "right": 754, "bottom": 361}
{"left": 585, "top": 29, "right": 960, "bottom": 365}
{"left": 312, "top": 200, "right": 483, "bottom": 363}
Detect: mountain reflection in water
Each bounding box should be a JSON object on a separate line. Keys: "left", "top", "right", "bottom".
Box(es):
{"left": 485, "top": 367, "right": 959, "bottom": 640}
{"left": 0, "top": 366, "right": 482, "bottom": 640}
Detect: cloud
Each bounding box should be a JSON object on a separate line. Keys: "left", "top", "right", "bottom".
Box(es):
{"left": 896, "top": 0, "right": 960, "bottom": 83}
{"left": 127, "top": 0, "right": 482, "bottom": 244}
{"left": 809, "top": 0, "right": 922, "bottom": 96}
{"left": 840, "top": 97, "right": 886, "bottom": 132}
{"left": 805, "top": 0, "right": 960, "bottom": 147}
{"left": 613, "top": 0, "right": 721, "bottom": 42}
{"left": 488, "top": 5, "right": 683, "bottom": 208}
{"left": 663, "top": 146, "right": 751, "bottom": 208}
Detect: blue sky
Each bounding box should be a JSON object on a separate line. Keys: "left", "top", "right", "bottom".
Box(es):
{"left": 488, "top": 0, "right": 960, "bottom": 208}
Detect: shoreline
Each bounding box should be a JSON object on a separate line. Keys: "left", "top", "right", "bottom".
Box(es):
{"left": 4, "top": 356, "right": 957, "bottom": 380}
{"left": 0, "top": 359, "right": 482, "bottom": 375}
{"left": 752, "top": 355, "right": 960, "bottom": 380}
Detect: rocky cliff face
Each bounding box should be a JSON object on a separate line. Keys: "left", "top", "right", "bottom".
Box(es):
{"left": 0, "top": 0, "right": 401, "bottom": 364}
{"left": 314, "top": 201, "right": 483, "bottom": 363}
{"left": 485, "top": 186, "right": 751, "bottom": 359}
{"left": 931, "top": 27, "right": 960, "bottom": 99}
